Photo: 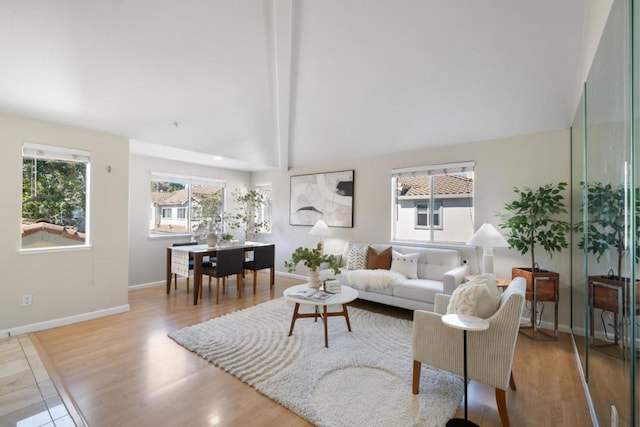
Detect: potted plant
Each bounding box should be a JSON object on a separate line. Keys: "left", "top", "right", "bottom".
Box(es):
{"left": 499, "top": 182, "right": 571, "bottom": 302}
{"left": 284, "top": 243, "right": 340, "bottom": 288}
{"left": 576, "top": 181, "right": 640, "bottom": 313}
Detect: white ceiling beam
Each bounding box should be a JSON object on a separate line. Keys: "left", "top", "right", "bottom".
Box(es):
{"left": 271, "top": 0, "right": 293, "bottom": 172}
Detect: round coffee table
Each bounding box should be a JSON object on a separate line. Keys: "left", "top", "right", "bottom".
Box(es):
{"left": 283, "top": 284, "right": 359, "bottom": 348}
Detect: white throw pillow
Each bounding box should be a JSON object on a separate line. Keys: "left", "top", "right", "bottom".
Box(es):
{"left": 346, "top": 244, "right": 368, "bottom": 270}
{"left": 390, "top": 251, "right": 419, "bottom": 279}
{"left": 470, "top": 273, "right": 501, "bottom": 298}
{"left": 446, "top": 280, "right": 501, "bottom": 319}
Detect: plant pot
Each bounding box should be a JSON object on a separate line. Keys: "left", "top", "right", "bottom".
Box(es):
{"left": 588, "top": 275, "right": 640, "bottom": 314}
{"left": 308, "top": 270, "right": 322, "bottom": 289}
{"left": 512, "top": 267, "right": 559, "bottom": 302}
{"left": 206, "top": 232, "right": 218, "bottom": 247}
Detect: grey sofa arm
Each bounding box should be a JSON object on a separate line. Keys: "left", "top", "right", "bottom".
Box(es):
{"left": 442, "top": 264, "right": 470, "bottom": 294}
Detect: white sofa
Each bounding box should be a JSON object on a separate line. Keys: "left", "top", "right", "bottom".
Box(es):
{"left": 322, "top": 243, "right": 470, "bottom": 311}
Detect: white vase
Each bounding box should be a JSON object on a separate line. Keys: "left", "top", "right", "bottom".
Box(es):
{"left": 206, "top": 232, "right": 218, "bottom": 247}
{"left": 308, "top": 269, "right": 321, "bottom": 289}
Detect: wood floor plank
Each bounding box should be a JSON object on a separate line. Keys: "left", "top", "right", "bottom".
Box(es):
{"left": 33, "top": 274, "right": 593, "bottom": 426}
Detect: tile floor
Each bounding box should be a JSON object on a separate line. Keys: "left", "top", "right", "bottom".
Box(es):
{"left": 0, "top": 335, "right": 75, "bottom": 427}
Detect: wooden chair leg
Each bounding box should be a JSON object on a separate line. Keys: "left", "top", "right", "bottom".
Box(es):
{"left": 509, "top": 371, "right": 516, "bottom": 391}
{"left": 173, "top": 273, "right": 177, "bottom": 290}
{"left": 412, "top": 360, "right": 421, "bottom": 394}
{"left": 237, "top": 273, "right": 242, "bottom": 298}
{"left": 495, "top": 388, "right": 510, "bottom": 427}
{"left": 187, "top": 277, "right": 190, "bottom": 294}
{"left": 270, "top": 267, "right": 274, "bottom": 289}
{"left": 253, "top": 270, "right": 257, "bottom": 294}
{"left": 216, "top": 277, "right": 220, "bottom": 304}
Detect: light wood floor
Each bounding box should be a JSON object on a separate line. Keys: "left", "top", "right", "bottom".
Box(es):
{"left": 32, "top": 273, "right": 593, "bottom": 427}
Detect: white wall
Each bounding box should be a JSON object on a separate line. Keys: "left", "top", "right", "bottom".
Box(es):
{"left": 128, "top": 154, "right": 253, "bottom": 286}
{"left": 253, "top": 129, "right": 571, "bottom": 327}
{"left": 0, "top": 113, "right": 130, "bottom": 333}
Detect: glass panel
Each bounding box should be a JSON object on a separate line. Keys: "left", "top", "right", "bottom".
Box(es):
{"left": 571, "top": 87, "right": 587, "bottom": 377}
{"left": 21, "top": 153, "right": 89, "bottom": 249}
{"left": 580, "top": 0, "right": 633, "bottom": 425}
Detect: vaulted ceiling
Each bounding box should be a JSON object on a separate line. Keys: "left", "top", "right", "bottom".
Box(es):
{"left": 0, "top": 1, "right": 593, "bottom": 171}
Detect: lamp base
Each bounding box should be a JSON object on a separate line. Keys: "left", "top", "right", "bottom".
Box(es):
{"left": 446, "top": 418, "right": 479, "bottom": 427}
{"left": 481, "top": 247, "right": 494, "bottom": 274}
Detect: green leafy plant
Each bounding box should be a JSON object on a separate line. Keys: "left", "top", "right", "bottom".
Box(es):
{"left": 224, "top": 187, "right": 270, "bottom": 240}
{"left": 576, "top": 181, "right": 640, "bottom": 279}
{"left": 499, "top": 182, "right": 571, "bottom": 271}
{"left": 221, "top": 232, "right": 234, "bottom": 242}
{"left": 284, "top": 243, "right": 340, "bottom": 275}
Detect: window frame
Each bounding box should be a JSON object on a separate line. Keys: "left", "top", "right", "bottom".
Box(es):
{"left": 149, "top": 172, "right": 226, "bottom": 238}
{"left": 391, "top": 161, "right": 474, "bottom": 245}
{"left": 254, "top": 182, "right": 273, "bottom": 234}
{"left": 415, "top": 201, "right": 443, "bottom": 230}
{"left": 20, "top": 142, "right": 91, "bottom": 252}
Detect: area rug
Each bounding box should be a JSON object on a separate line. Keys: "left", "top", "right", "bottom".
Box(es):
{"left": 169, "top": 298, "right": 463, "bottom": 427}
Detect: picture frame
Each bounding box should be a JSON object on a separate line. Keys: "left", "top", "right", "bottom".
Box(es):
{"left": 289, "top": 170, "right": 354, "bottom": 227}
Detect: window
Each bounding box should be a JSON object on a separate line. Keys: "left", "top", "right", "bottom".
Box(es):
{"left": 150, "top": 173, "right": 225, "bottom": 237}
{"left": 416, "top": 201, "right": 443, "bottom": 229}
{"left": 254, "top": 183, "right": 272, "bottom": 233}
{"left": 392, "top": 162, "right": 474, "bottom": 244}
{"left": 21, "top": 143, "right": 90, "bottom": 249}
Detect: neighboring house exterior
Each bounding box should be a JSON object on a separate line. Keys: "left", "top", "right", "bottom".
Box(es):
{"left": 151, "top": 185, "right": 222, "bottom": 234}
{"left": 21, "top": 220, "right": 85, "bottom": 248}
{"left": 395, "top": 174, "right": 474, "bottom": 242}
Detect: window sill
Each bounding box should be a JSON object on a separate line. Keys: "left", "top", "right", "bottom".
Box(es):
{"left": 148, "top": 233, "right": 192, "bottom": 240}
{"left": 389, "top": 240, "right": 471, "bottom": 251}
{"left": 19, "top": 245, "right": 93, "bottom": 255}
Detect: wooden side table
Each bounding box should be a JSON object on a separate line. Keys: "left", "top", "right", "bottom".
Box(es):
{"left": 464, "top": 275, "right": 511, "bottom": 291}
{"left": 441, "top": 314, "right": 489, "bottom": 427}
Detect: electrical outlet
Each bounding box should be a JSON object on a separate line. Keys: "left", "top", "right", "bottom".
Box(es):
{"left": 22, "top": 294, "right": 32, "bottom": 306}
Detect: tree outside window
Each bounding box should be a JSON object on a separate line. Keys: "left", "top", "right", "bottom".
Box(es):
{"left": 21, "top": 143, "right": 89, "bottom": 249}
{"left": 150, "top": 176, "right": 224, "bottom": 237}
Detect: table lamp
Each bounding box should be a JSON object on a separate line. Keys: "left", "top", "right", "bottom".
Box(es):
{"left": 466, "top": 223, "right": 509, "bottom": 274}
{"left": 309, "top": 219, "right": 332, "bottom": 253}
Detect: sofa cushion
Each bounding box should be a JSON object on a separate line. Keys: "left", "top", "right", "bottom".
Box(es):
{"left": 367, "top": 246, "right": 392, "bottom": 270}
{"left": 346, "top": 243, "right": 368, "bottom": 270}
{"left": 390, "top": 251, "right": 419, "bottom": 279}
{"left": 446, "top": 280, "right": 500, "bottom": 319}
{"left": 392, "top": 279, "right": 444, "bottom": 302}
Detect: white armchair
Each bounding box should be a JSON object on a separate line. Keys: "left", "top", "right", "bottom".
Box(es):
{"left": 412, "top": 277, "right": 526, "bottom": 427}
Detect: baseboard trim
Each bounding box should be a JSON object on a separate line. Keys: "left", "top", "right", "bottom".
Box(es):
{"left": 129, "top": 271, "right": 293, "bottom": 290}
{"left": 570, "top": 333, "right": 599, "bottom": 427}
{"left": 0, "top": 304, "right": 130, "bottom": 338}
{"left": 128, "top": 280, "right": 165, "bottom": 290}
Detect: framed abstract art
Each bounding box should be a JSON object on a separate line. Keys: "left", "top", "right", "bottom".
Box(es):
{"left": 289, "top": 170, "right": 354, "bottom": 227}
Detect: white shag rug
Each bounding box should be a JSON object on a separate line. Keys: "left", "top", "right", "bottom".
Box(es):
{"left": 169, "top": 298, "right": 463, "bottom": 427}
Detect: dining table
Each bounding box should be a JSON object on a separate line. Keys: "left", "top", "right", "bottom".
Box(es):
{"left": 166, "top": 241, "right": 275, "bottom": 305}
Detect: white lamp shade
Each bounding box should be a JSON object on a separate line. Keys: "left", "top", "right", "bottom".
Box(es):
{"left": 309, "top": 219, "right": 332, "bottom": 236}
{"left": 466, "top": 223, "right": 509, "bottom": 248}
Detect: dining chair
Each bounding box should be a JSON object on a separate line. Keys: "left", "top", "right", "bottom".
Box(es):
{"left": 202, "top": 247, "right": 245, "bottom": 304}
{"left": 243, "top": 244, "right": 275, "bottom": 294}
{"left": 172, "top": 242, "right": 214, "bottom": 293}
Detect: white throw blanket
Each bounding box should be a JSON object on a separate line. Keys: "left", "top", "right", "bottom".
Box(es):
{"left": 346, "top": 269, "right": 406, "bottom": 291}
